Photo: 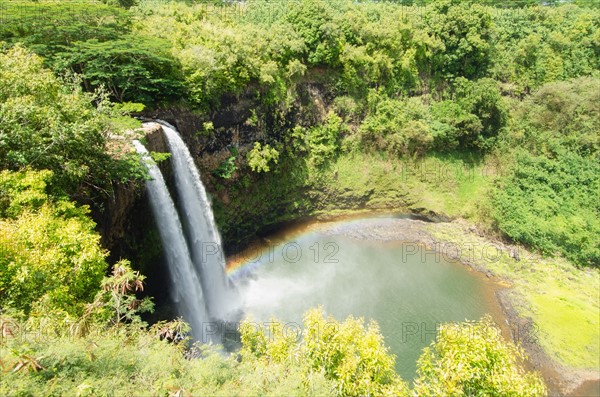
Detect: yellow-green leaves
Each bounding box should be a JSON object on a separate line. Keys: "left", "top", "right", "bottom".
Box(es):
{"left": 0, "top": 170, "right": 108, "bottom": 315}
{"left": 240, "top": 307, "right": 410, "bottom": 397}
{"left": 247, "top": 142, "right": 280, "bottom": 173}
{"left": 413, "top": 315, "right": 547, "bottom": 397}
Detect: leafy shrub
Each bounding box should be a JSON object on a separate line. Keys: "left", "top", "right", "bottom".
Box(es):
{"left": 241, "top": 307, "right": 410, "bottom": 396}
{"left": 213, "top": 147, "right": 239, "bottom": 179}
{"left": 285, "top": 0, "right": 343, "bottom": 67}
{"left": 247, "top": 142, "right": 280, "bottom": 173}
{"left": 493, "top": 77, "right": 600, "bottom": 267}
{"left": 423, "top": 0, "right": 493, "bottom": 83}
{"left": 414, "top": 315, "right": 547, "bottom": 396}
{"left": 360, "top": 94, "right": 433, "bottom": 156}
{"left": 430, "top": 101, "right": 481, "bottom": 151}
{"left": 510, "top": 77, "right": 600, "bottom": 157}
{"left": 308, "top": 112, "right": 346, "bottom": 166}
{"left": 0, "top": 171, "right": 108, "bottom": 315}
{"left": 451, "top": 77, "right": 508, "bottom": 150}
{"left": 492, "top": 150, "right": 600, "bottom": 267}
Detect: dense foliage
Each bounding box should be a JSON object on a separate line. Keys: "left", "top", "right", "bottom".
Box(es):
{"left": 492, "top": 78, "right": 600, "bottom": 267}
{"left": 241, "top": 308, "right": 409, "bottom": 396}
{"left": 413, "top": 315, "right": 547, "bottom": 396}
{"left": 0, "top": 170, "right": 107, "bottom": 315}
{"left": 0, "top": 1, "right": 182, "bottom": 105}
{"left": 1, "top": 302, "right": 544, "bottom": 396}
{"left": 0, "top": 46, "right": 144, "bottom": 198}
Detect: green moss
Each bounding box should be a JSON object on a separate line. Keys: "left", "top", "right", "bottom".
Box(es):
{"left": 215, "top": 151, "right": 493, "bottom": 246}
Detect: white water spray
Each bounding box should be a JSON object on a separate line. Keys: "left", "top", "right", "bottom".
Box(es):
{"left": 133, "top": 140, "right": 209, "bottom": 340}
{"left": 158, "top": 121, "right": 238, "bottom": 321}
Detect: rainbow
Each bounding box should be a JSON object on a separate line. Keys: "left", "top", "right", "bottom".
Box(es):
{"left": 225, "top": 226, "right": 323, "bottom": 281}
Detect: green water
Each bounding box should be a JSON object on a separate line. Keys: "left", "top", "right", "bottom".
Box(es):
{"left": 235, "top": 218, "right": 494, "bottom": 381}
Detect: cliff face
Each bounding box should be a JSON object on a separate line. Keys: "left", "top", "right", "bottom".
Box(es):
{"left": 98, "top": 123, "right": 168, "bottom": 263}
{"left": 131, "top": 83, "right": 335, "bottom": 250}
{"left": 99, "top": 81, "right": 449, "bottom": 264}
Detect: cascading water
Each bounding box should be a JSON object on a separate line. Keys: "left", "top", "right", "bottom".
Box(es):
{"left": 158, "top": 121, "right": 238, "bottom": 322}
{"left": 133, "top": 140, "right": 209, "bottom": 340}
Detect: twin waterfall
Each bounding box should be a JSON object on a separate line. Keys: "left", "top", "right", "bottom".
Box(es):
{"left": 134, "top": 121, "right": 238, "bottom": 342}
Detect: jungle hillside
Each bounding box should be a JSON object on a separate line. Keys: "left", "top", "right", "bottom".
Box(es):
{"left": 0, "top": 0, "right": 599, "bottom": 396}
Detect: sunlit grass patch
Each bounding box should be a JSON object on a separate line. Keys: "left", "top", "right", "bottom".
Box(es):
{"left": 427, "top": 223, "right": 600, "bottom": 370}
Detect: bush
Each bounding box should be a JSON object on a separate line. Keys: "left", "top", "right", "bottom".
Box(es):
{"left": 423, "top": 0, "right": 493, "bottom": 84}
{"left": 493, "top": 77, "right": 600, "bottom": 267}
{"left": 240, "top": 307, "right": 410, "bottom": 396}
{"left": 492, "top": 150, "right": 600, "bottom": 267}
{"left": 511, "top": 77, "right": 600, "bottom": 157}
{"left": 0, "top": 170, "right": 108, "bottom": 315}
{"left": 360, "top": 94, "right": 432, "bottom": 157}
{"left": 308, "top": 112, "right": 346, "bottom": 166}
{"left": 414, "top": 315, "right": 547, "bottom": 396}
{"left": 247, "top": 142, "right": 280, "bottom": 173}
{"left": 451, "top": 77, "right": 508, "bottom": 150}
{"left": 430, "top": 101, "right": 481, "bottom": 151}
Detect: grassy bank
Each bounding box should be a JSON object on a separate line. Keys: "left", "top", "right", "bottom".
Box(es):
{"left": 427, "top": 222, "right": 600, "bottom": 370}
{"left": 315, "top": 152, "right": 493, "bottom": 221}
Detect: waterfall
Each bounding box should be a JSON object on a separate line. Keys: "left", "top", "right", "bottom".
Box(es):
{"left": 133, "top": 140, "right": 209, "bottom": 341}
{"left": 158, "top": 121, "right": 238, "bottom": 322}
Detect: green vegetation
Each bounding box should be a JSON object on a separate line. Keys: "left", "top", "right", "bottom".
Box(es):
{"left": 427, "top": 222, "right": 600, "bottom": 369}
{"left": 0, "top": 46, "right": 144, "bottom": 199}
{"left": 241, "top": 308, "right": 410, "bottom": 396}
{"left": 414, "top": 315, "right": 547, "bottom": 396}
{"left": 0, "top": 302, "right": 544, "bottom": 396}
{"left": 0, "top": 170, "right": 107, "bottom": 315}
{"left": 492, "top": 78, "right": 600, "bottom": 267}
{"left": 0, "top": 0, "right": 598, "bottom": 394}
{"left": 247, "top": 142, "right": 279, "bottom": 173}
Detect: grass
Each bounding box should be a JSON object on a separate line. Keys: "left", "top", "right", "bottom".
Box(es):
{"left": 314, "top": 151, "right": 493, "bottom": 221}
{"left": 427, "top": 222, "right": 600, "bottom": 370}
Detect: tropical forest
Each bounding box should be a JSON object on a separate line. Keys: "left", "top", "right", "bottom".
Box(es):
{"left": 0, "top": 0, "right": 598, "bottom": 396}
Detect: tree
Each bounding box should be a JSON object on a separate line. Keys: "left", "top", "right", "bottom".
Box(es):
{"left": 285, "top": 0, "right": 343, "bottom": 67}
{"left": 0, "top": 171, "right": 108, "bottom": 315}
{"left": 94, "top": 261, "right": 154, "bottom": 327}
{"left": 0, "top": 1, "right": 130, "bottom": 61}
{"left": 56, "top": 36, "right": 184, "bottom": 105}
{"left": 451, "top": 77, "right": 508, "bottom": 149}
{"left": 423, "top": 0, "right": 493, "bottom": 85}
{"left": 0, "top": 45, "right": 144, "bottom": 197}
